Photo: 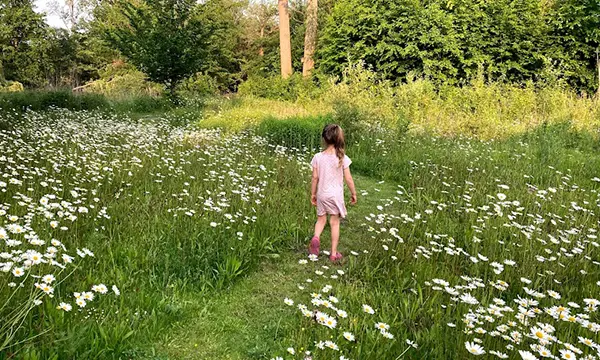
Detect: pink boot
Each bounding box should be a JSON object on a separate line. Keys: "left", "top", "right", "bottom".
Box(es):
{"left": 308, "top": 236, "right": 320, "bottom": 255}
{"left": 329, "top": 252, "right": 343, "bottom": 263}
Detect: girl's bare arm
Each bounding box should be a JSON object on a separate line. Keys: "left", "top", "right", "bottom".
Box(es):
{"left": 311, "top": 166, "right": 319, "bottom": 205}
{"left": 343, "top": 167, "right": 357, "bottom": 204}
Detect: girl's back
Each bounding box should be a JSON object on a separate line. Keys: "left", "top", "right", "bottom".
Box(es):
{"left": 311, "top": 152, "right": 351, "bottom": 197}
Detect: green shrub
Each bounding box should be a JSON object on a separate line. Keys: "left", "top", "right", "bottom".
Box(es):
{"left": 256, "top": 114, "right": 332, "bottom": 150}
{"left": 79, "top": 61, "right": 165, "bottom": 98}
{"left": 238, "top": 73, "right": 328, "bottom": 101}
{"left": 177, "top": 73, "right": 220, "bottom": 98}
{"left": 0, "top": 81, "right": 24, "bottom": 92}
{"left": 330, "top": 100, "right": 368, "bottom": 144}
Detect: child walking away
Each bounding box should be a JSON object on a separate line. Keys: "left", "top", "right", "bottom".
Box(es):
{"left": 308, "top": 124, "right": 357, "bottom": 262}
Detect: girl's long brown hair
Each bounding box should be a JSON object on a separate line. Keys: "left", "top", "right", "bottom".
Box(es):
{"left": 322, "top": 124, "right": 345, "bottom": 167}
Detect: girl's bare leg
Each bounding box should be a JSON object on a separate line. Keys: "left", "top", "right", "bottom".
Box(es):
{"left": 329, "top": 215, "right": 340, "bottom": 255}
{"left": 314, "top": 215, "right": 327, "bottom": 238}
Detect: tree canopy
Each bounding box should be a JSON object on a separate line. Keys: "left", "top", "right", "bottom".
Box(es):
{"left": 319, "top": 0, "right": 600, "bottom": 92}
{"left": 0, "top": 0, "right": 599, "bottom": 93}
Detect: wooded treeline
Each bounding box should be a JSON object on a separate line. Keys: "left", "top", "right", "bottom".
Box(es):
{"left": 1, "top": 0, "right": 599, "bottom": 94}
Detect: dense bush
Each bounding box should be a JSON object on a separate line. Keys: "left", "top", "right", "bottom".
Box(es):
{"left": 238, "top": 73, "right": 329, "bottom": 101}
{"left": 78, "top": 61, "right": 165, "bottom": 98}
{"left": 256, "top": 114, "right": 332, "bottom": 149}
{"left": 176, "top": 73, "right": 220, "bottom": 98}
{"left": 319, "top": 0, "right": 600, "bottom": 92}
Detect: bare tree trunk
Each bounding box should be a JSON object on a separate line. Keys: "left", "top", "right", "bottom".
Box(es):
{"left": 597, "top": 48, "right": 600, "bottom": 98}
{"left": 302, "top": 0, "right": 318, "bottom": 78}
{"left": 259, "top": 25, "right": 265, "bottom": 57}
{"left": 278, "top": 0, "right": 292, "bottom": 79}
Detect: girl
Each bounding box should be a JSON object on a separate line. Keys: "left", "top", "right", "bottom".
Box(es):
{"left": 308, "top": 124, "right": 357, "bottom": 262}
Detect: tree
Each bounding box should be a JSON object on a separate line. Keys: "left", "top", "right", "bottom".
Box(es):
{"left": 547, "top": 0, "right": 600, "bottom": 93}
{"left": 244, "top": 1, "right": 277, "bottom": 58}
{"left": 0, "top": 0, "right": 50, "bottom": 87}
{"left": 240, "top": 0, "right": 307, "bottom": 77}
{"left": 195, "top": 0, "right": 245, "bottom": 91}
{"left": 278, "top": 0, "right": 292, "bottom": 78}
{"left": 319, "top": 0, "right": 556, "bottom": 86}
{"left": 302, "top": 0, "right": 318, "bottom": 77}
{"left": 103, "top": 0, "right": 211, "bottom": 95}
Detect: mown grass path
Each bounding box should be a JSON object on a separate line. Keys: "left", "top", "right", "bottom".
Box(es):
{"left": 153, "top": 174, "right": 395, "bottom": 359}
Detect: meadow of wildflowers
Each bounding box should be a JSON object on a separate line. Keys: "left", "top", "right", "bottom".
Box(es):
{"left": 1, "top": 106, "right": 600, "bottom": 360}
{"left": 266, "top": 130, "right": 600, "bottom": 359}
{"left": 0, "top": 109, "right": 315, "bottom": 358}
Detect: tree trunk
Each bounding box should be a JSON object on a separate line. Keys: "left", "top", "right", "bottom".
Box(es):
{"left": 597, "top": 48, "right": 600, "bottom": 98}
{"left": 302, "top": 0, "right": 318, "bottom": 78}
{"left": 259, "top": 25, "right": 265, "bottom": 57}
{"left": 278, "top": 0, "right": 292, "bottom": 79}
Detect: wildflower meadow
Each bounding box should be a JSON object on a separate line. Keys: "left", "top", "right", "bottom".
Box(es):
{"left": 0, "top": 101, "right": 599, "bottom": 360}
{"left": 3, "top": 0, "right": 600, "bottom": 358}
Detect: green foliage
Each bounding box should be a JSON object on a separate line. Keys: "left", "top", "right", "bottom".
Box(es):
{"left": 42, "top": 29, "right": 114, "bottom": 88}
{"left": 240, "top": 0, "right": 336, "bottom": 78}
{"left": 195, "top": 0, "right": 245, "bottom": 91}
{"left": 319, "top": 0, "right": 600, "bottom": 92}
{"left": 0, "top": 0, "right": 49, "bottom": 87}
{"left": 0, "top": 90, "right": 172, "bottom": 113}
{"left": 256, "top": 114, "right": 332, "bottom": 149}
{"left": 546, "top": 0, "right": 600, "bottom": 91}
{"left": 199, "top": 96, "right": 329, "bottom": 132}
{"left": 235, "top": 65, "right": 600, "bottom": 140}
{"left": 0, "top": 90, "right": 109, "bottom": 111}
{"left": 81, "top": 61, "right": 165, "bottom": 98}
{"left": 238, "top": 73, "right": 329, "bottom": 101}
{"left": 103, "top": 0, "right": 211, "bottom": 93}
{"left": 0, "top": 80, "right": 23, "bottom": 92}
{"left": 176, "top": 72, "right": 220, "bottom": 98}
{"left": 109, "top": 95, "right": 171, "bottom": 113}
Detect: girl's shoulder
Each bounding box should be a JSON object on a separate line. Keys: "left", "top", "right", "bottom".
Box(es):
{"left": 343, "top": 154, "right": 352, "bottom": 168}
{"left": 310, "top": 152, "right": 322, "bottom": 166}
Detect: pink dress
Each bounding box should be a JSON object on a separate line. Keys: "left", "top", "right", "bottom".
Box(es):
{"left": 311, "top": 152, "right": 352, "bottom": 218}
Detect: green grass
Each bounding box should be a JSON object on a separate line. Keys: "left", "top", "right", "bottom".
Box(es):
{"left": 0, "top": 109, "right": 313, "bottom": 359}
{"left": 218, "top": 67, "right": 600, "bottom": 139}
{"left": 0, "top": 90, "right": 174, "bottom": 114}
{"left": 2, "top": 103, "right": 600, "bottom": 360}
{"left": 152, "top": 174, "right": 396, "bottom": 359}
{"left": 156, "top": 125, "right": 600, "bottom": 359}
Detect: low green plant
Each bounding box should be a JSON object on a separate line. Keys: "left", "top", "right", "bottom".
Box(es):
{"left": 257, "top": 114, "right": 332, "bottom": 150}
{"left": 0, "top": 81, "right": 24, "bottom": 93}
{"left": 0, "top": 90, "right": 109, "bottom": 112}
{"left": 238, "top": 73, "right": 328, "bottom": 101}
{"left": 109, "top": 95, "right": 171, "bottom": 113}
